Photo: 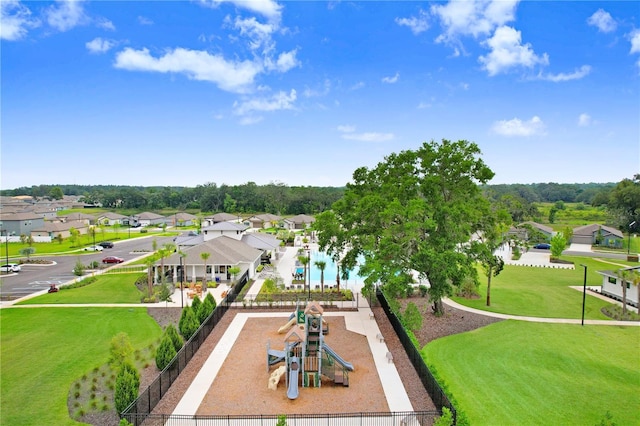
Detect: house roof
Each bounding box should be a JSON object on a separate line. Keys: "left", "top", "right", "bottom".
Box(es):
{"left": 0, "top": 212, "right": 44, "bottom": 221}
{"left": 597, "top": 265, "right": 640, "bottom": 278}
{"left": 33, "top": 220, "right": 89, "bottom": 233}
{"left": 174, "top": 212, "right": 197, "bottom": 220}
{"left": 203, "top": 221, "right": 249, "bottom": 232}
{"left": 62, "top": 212, "right": 96, "bottom": 221}
{"left": 208, "top": 212, "right": 242, "bottom": 222}
{"left": 135, "top": 212, "right": 165, "bottom": 220}
{"left": 518, "top": 221, "right": 554, "bottom": 234}
{"left": 241, "top": 232, "right": 281, "bottom": 250}
{"left": 98, "top": 212, "right": 128, "bottom": 220}
{"left": 162, "top": 236, "right": 262, "bottom": 266}
{"left": 174, "top": 234, "right": 205, "bottom": 247}
{"left": 249, "top": 213, "right": 282, "bottom": 222}
{"left": 284, "top": 214, "right": 316, "bottom": 224}
{"left": 573, "top": 224, "right": 623, "bottom": 238}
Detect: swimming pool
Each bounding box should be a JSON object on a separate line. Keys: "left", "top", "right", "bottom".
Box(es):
{"left": 304, "top": 251, "right": 365, "bottom": 291}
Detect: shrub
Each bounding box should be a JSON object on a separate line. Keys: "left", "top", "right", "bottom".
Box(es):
{"left": 119, "top": 419, "right": 134, "bottom": 426}
{"left": 197, "top": 297, "right": 215, "bottom": 324}
{"left": 204, "top": 291, "right": 217, "bottom": 310}
{"left": 109, "top": 332, "right": 133, "bottom": 368}
{"left": 114, "top": 361, "right": 140, "bottom": 414}
{"left": 73, "top": 260, "right": 86, "bottom": 276}
{"left": 433, "top": 407, "right": 454, "bottom": 426}
{"left": 403, "top": 302, "right": 423, "bottom": 332}
{"left": 178, "top": 307, "right": 199, "bottom": 340}
{"left": 165, "top": 324, "right": 183, "bottom": 352}
{"left": 155, "top": 335, "right": 177, "bottom": 371}
{"left": 191, "top": 295, "right": 202, "bottom": 314}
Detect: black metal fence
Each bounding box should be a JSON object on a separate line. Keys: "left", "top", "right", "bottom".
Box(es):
{"left": 122, "top": 410, "right": 439, "bottom": 425}
{"left": 121, "top": 271, "right": 249, "bottom": 425}
{"left": 376, "top": 289, "right": 457, "bottom": 423}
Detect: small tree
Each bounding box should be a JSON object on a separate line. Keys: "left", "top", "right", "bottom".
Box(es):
{"left": 19, "top": 247, "right": 36, "bottom": 262}
{"left": 179, "top": 306, "right": 199, "bottom": 340}
{"left": 200, "top": 252, "right": 211, "bottom": 291}
{"left": 403, "top": 302, "right": 423, "bottom": 332}
{"left": 433, "top": 407, "right": 454, "bottom": 426}
{"left": 69, "top": 227, "right": 80, "bottom": 247}
{"left": 109, "top": 332, "right": 134, "bottom": 368}
{"left": 315, "top": 260, "right": 326, "bottom": 293}
{"left": 197, "top": 296, "right": 215, "bottom": 324}
{"left": 165, "top": 324, "right": 183, "bottom": 352}
{"left": 228, "top": 266, "right": 241, "bottom": 283}
{"left": 204, "top": 291, "right": 217, "bottom": 311}
{"left": 191, "top": 294, "right": 202, "bottom": 314}
{"left": 550, "top": 232, "right": 567, "bottom": 259}
{"left": 73, "top": 260, "right": 86, "bottom": 276}
{"left": 55, "top": 234, "right": 63, "bottom": 244}
{"left": 114, "top": 361, "right": 140, "bottom": 414}
{"left": 615, "top": 269, "right": 631, "bottom": 315}
{"left": 155, "top": 335, "right": 177, "bottom": 371}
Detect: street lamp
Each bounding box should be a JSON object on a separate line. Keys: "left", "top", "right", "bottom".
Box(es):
{"left": 580, "top": 264, "right": 587, "bottom": 326}
{"left": 305, "top": 245, "right": 311, "bottom": 301}
{"left": 179, "top": 253, "right": 185, "bottom": 308}
{"left": 628, "top": 221, "right": 636, "bottom": 255}
{"left": 2, "top": 229, "right": 9, "bottom": 270}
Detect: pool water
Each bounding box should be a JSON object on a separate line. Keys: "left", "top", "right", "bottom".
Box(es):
{"left": 305, "top": 251, "right": 365, "bottom": 290}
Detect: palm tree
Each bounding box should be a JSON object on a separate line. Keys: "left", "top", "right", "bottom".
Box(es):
{"left": 299, "top": 255, "right": 310, "bottom": 294}
{"left": 615, "top": 268, "right": 631, "bottom": 315}
{"left": 315, "top": 260, "right": 326, "bottom": 293}
{"left": 158, "top": 243, "right": 175, "bottom": 285}
{"left": 631, "top": 269, "right": 640, "bottom": 311}
{"left": 200, "top": 252, "right": 211, "bottom": 291}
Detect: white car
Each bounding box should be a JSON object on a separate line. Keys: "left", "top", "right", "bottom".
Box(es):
{"left": 0, "top": 263, "right": 21, "bottom": 273}
{"left": 83, "top": 245, "right": 104, "bottom": 252}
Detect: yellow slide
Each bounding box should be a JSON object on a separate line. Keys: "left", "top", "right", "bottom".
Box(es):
{"left": 268, "top": 365, "right": 287, "bottom": 390}
{"left": 277, "top": 317, "right": 297, "bottom": 334}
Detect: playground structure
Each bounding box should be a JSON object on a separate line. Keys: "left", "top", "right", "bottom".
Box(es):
{"left": 266, "top": 301, "right": 354, "bottom": 400}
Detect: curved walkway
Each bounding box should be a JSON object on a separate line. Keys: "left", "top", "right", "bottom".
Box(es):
{"left": 443, "top": 298, "right": 640, "bottom": 326}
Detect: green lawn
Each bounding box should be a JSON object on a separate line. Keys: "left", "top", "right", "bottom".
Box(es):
{"left": 424, "top": 321, "right": 640, "bottom": 425}
{"left": 0, "top": 307, "right": 162, "bottom": 425}
{"left": 453, "top": 259, "right": 625, "bottom": 319}
{"left": 17, "top": 274, "right": 145, "bottom": 305}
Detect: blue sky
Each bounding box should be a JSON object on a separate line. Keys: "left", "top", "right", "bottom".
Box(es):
{"left": 1, "top": 0, "right": 639, "bottom": 190}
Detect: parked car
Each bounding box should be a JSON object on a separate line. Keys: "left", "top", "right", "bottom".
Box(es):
{"left": 98, "top": 241, "right": 114, "bottom": 249}
{"left": 84, "top": 245, "right": 104, "bottom": 252}
{"left": 0, "top": 263, "right": 21, "bottom": 273}
{"left": 102, "top": 256, "right": 124, "bottom": 264}
{"left": 534, "top": 243, "right": 551, "bottom": 249}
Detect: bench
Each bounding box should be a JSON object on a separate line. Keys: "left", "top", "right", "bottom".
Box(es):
{"left": 376, "top": 333, "right": 385, "bottom": 343}
{"left": 386, "top": 351, "right": 394, "bottom": 363}
{"left": 369, "top": 312, "right": 375, "bottom": 320}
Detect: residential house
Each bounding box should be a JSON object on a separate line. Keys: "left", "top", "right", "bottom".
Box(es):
{"left": 283, "top": 214, "right": 316, "bottom": 230}
{"left": 241, "top": 232, "right": 281, "bottom": 263}
{"left": 96, "top": 212, "right": 129, "bottom": 226}
{"left": 597, "top": 266, "right": 639, "bottom": 307}
{"left": 59, "top": 212, "right": 96, "bottom": 225}
{"left": 246, "top": 213, "right": 282, "bottom": 229}
{"left": 132, "top": 212, "right": 167, "bottom": 227}
{"left": 203, "top": 212, "right": 243, "bottom": 227}
{"left": 0, "top": 212, "right": 45, "bottom": 237}
{"left": 202, "top": 222, "right": 249, "bottom": 241}
{"left": 170, "top": 212, "right": 198, "bottom": 227}
{"left": 572, "top": 224, "right": 623, "bottom": 247}
{"left": 157, "top": 236, "right": 263, "bottom": 285}
{"left": 507, "top": 221, "right": 554, "bottom": 242}
{"left": 31, "top": 220, "right": 89, "bottom": 239}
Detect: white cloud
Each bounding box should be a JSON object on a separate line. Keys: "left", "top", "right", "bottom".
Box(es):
{"left": 96, "top": 18, "right": 115, "bottom": 31}
{"left": 199, "top": 0, "right": 282, "bottom": 22}
{"left": 395, "top": 10, "right": 429, "bottom": 35}
{"left": 46, "top": 0, "right": 88, "bottom": 32}
{"left": 350, "top": 81, "right": 365, "bottom": 91}
{"left": 417, "top": 101, "right": 432, "bottom": 109}
{"left": 630, "top": 29, "right": 640, "bottom": 54}
{"left": 138, "top": 16, "right": 153, "bottom": 26}
{"left": 540, "top": 65, "right": 591, "bottom": 82}
{"left": 337, "top": 125, "right": 394, "bottom": 142}
{"left": 114, "top": 47, "right": 263, "bottom": 93}
{"left": 578, "top": 113, "right": 592, "bottom": 127}
{"left": 479, "top": 26, "right": 549, "bottom": 76}
{"left": 382, "top": 72, "right": 400, "bottom": 84}
{"left": 231, "top": 15, "right": 277, "bottom": 53}
{"left": 303, "top": 79, "right": 331, "bottom": 98}
{"left": 432, "top": 0, "right": 518, "bottom": 43}
{"left": 337, "top": 125, "right": 355, "bottom": 133}
{"left": 587, "top": 9, "right": 617, "bottom": 33}
{"left": 0, "top": 0, "right": 40, "bottom": 40}
{"left": 233, "top": 89, "right": 297, "bottom": 115}
{"left": 492, "top": 115, "right": 545, "bottom": 136}
{"left": 341, "top": 132, "right": 395, "bottom": 142}
{"left": 264, "top": 49, "right": 300, "bottom": 72}
{"left": 86, "top": 37, "right": 115, "bottom": 54}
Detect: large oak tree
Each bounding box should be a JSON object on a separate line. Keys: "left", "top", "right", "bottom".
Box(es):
{"left": 314, "top": 139, "right": 495, "bottom": 315}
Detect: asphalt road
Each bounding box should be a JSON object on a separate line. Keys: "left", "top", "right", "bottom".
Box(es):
{"left": 0, "top": 236, "right": 175, "bottom": 301}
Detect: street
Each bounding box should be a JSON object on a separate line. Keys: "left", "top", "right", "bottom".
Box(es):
{"left": 0, "top": 235, "right": 175, "bottom": 301}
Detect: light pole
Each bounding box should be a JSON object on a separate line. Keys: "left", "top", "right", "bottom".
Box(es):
{"left": 2, "top": 229, "right": 8, "bottom": 269}
{"left": 628, "top": 221, "right": 636, "bottom": 255}
{"left": 179, "top": 254, "right": 184, "bottom": 308}
{"left": 580, "top": 264, "right": 587, "bottom": 326}
{"left": 305, "top": 246, "right": 311, "bottom": 301}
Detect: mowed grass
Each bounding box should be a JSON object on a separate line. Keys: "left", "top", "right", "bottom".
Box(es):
{"left": 424, "top": 321, "right": 640, "bottom": 425}
{"left": 17, "top": 274, "right": 145, "bottom": 305}
{"left": 0, "top": 307, "right": 162, "bottom": 425}
{"left": 452, "top": 259, "right": 623, "bottom": 319}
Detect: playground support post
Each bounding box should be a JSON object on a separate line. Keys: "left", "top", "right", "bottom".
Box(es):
{"left": 580, "top": 264, "right": 587, "bottom": 326}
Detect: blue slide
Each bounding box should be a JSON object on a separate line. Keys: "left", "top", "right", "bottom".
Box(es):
{"left": 287, "top": 357, "right": 300, "bottom": 399}
{"left": 267, "top": 349, "right": 286, "bottom": 366}
{"left": 323, "top": 343, "right": 354, "bottom": 372}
